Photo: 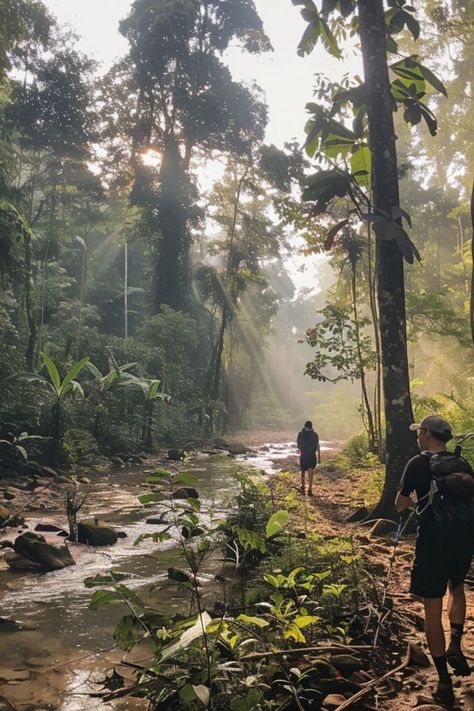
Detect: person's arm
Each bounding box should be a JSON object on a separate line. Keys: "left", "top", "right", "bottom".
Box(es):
{"left": 395, "top": 459, "right": 416, "bottom": 512}
{"left": 395, "top": 492, "right": 413, "bottom": 512}
{"left": 317, "top": 442, "right": 321, "bottom": 464}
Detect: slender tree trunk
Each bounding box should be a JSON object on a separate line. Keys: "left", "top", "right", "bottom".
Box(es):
{"left": 358, "top": 0, "right": 417, "bottom": 518}
{"left": 367, "top": 220, "right": 384, "bottom": 460}
{"left": 206, "top": 167, "right": 248, "bottom": 432}
{"left": 24, "top": 232, "right": 37, "bottom": 370}
{"left": 351, "top": 263, "right": 376, "bottom": 452}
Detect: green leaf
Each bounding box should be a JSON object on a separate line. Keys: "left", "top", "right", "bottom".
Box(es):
{"left": 89, "top": 589, "right": 123, "bottom": 610}
{"left": 138, "top": 493, "right": 164, "bottom": 504}
{"left": 266, "top": 510, "right": 289, "bottom": 538}
{"left": 173, "top": 472, "right": 198, "bottom": 487}
{"left": 40, "top": 351, "right": 61, "bottom": 393}
{"left": 192, "top": 685, "right": 210, "bottom": 707}
{"left": 419, "top": 63, "right": 447, "bottom": 97}
{"left": 236, "top": 614, "right": 269, "bottom": 628}
{"left": 114, "top": 614, "right": 146, "bottom": 651}
{"left": 324, "top": 219, "right": 350, "bottom": 250}
{"left": 84, "top": 572, "right": 133, "bottom": 588}
{"left": 297, "top": 17, "right": 321, "bottom": 57}
{"left": 160, "top": 612, "right": 213, "bottom": 662}
{"left": 390, "top": 206, "right": 412, "bottom": 228}
{"left": 295, "top": 615, "right": 320, "bottom": 628}
{"left": 319, "top": 17, "right": 342, "bottom": 58}
{"left": 60, "top": 356, "right": 89, "bottom": 396}
{"left": 350, "top": 145, "right": 371, "bottom": 189}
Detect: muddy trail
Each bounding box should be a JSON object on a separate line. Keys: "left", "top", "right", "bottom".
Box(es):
{"left": 1, "top": 431, "right": 474, "bottom": 710}
{"left": 283, "top": 451, "right": 474, "bottom": 711}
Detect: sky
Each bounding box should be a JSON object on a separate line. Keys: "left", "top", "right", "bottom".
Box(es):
{"left": 41, "top": 0, "right": 363, "bottom": 292}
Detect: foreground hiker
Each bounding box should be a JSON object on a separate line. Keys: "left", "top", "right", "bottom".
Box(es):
{"left": 297, "top": 420, "right": 320, "bottom": 496}
{"left": 395, "top": 414, "right": 474, "bottom": 705}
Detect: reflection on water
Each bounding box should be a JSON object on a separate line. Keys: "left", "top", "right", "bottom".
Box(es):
{"left": 0, "top": 442, "right": 324, "bottom": 709}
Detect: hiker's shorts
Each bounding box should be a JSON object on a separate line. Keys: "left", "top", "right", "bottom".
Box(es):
{"left": 410, "top": 536, "right": 473, "bottom": 599}
{"left": 300, "top": 453, "right": 317, "bottom": 472}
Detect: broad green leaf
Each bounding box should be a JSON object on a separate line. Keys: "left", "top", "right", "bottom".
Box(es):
{"left": 283, "top": 623, "right": 306, "bottom": 643}
{"left": 295, "top": 615, "right": 320, "bottom": 628}
{"left": 192, "top": 685, "right": 210, "bottom": 706}
{"left": 89, "top": 589, "right": 123, "bottom": 610}
{"left": 160, "top": 612, "right": 213, "bottom": 662}
{"left": 84, "top": 572, "right": 133, "bottom": 588}
{"left": 236, "top": 614, "right": 269, "bottom": 628}
{"left": 320, "top": 17, "right": 342, "bottom": 58}
{"left": 60, "top": 356, "right": 89, "bottom": 396}
{"left": 173, "top": 472, "right": 198, "bottom": 487}
{"left": 134, "top": 530, "right": 171, "bottom": 545}
{"left": 40, "top": 351, "right": 61, "bottom": 393}
{"left": 138, "top": 492, "right": 164, "bottom": 504}
{"left": 419, "top": 63, "right": 447, "bottom": 97}
{"left": 266, "top": 510, "right": 289, "bottom": 538}
{"left": 114, "top": 614, "right": 146, "bottom": 651}
{"left": 350, "top": 146, "right": 371, "bottom": 189}
{"left": 297, "top": 17, "right": 321, "bottom": 57}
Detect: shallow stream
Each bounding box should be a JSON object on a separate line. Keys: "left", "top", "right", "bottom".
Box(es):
{"left": 0, "top": 439, "right": 330, "bottom": 710}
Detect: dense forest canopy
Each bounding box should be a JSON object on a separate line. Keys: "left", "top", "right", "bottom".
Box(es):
{"left": 0, "top": 0, "right": 473, "bottom": 489}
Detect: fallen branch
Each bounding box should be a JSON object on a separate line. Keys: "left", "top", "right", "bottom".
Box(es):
{"left": 240, "top": 643, "right": 371, "bottom": 662}
{"left": 0, "top": 483, "right": 52, "bottom": 529}
{"left": 334, "top": 641, "right": 411, "bottom": 711}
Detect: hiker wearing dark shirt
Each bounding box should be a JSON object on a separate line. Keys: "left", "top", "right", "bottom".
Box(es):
{"left": 395, "top": 414, "right": 474, "bottom": 705}
{"left": 297, "top": 420, "right": 320, "bottom": 496}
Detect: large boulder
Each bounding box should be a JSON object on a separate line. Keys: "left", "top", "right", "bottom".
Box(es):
{"left": 227, "top": 442, "right": 247, "bottom": 455}
{"left": 78, "top": 520, "right": 118, "bottom": 546}
{"left": 12, "top": 531, "right": 75, "bottom": 571}
{"left": 4, "top": 550, "right": 43, "bottom": 571}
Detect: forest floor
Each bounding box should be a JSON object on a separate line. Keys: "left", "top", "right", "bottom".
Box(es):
{"left": 233, "top": 430, "right": 474, "bottom": 711}
{"left": 3, "top": 432, "right": 474, "bottom": 709}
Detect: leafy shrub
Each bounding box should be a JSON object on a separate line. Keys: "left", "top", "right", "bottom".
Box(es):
{"left": 62, "top": 428, "right": 100, "bottom": 467}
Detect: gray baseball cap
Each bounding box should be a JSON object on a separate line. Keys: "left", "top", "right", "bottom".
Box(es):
{"left": 409, "top": 415, "right": 453, "bottom": 440}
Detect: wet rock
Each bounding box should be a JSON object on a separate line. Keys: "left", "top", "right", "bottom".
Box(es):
{"left": 409, "top": 642, "right": 431, "bottom": 668}
{"left": 330, "top": 654, "right": 364, "bottom": 676}
{"left": 227, "top": 442, "right": 247, "bottom": 455}
{"left": 56, "top": 476, "right": 71, "bottom": 485}
{"left": 212, "top": 437, "right": 228, "bottom": 449}
{"left": 322, "top": 693, "right": 347, "bottom": 709}
{"left": 4, "top": 550, "right": 43, "bottom": 571}
{"left": 34, "top": 522, "right": 68, "bottom": 535}
{"left": 7, "top": 480, "right": 32, "bottom": 492}
{"left": 117, "top": 530, "right": 127, "bottom": 538}
{"left": 0, "top": 617, "right": 37, "bottom": 632}
{"left": 12, "top": 532, "right": 75, "bottom": 571}
{"left": 345, "top": 506, "right": 369, "bottom": 523}
{"left": 0, "top": 540, "right": 14, "bottom": 549}
{"left": 78, "top": 520, "right": 118, "bottom": 546}
{"left": 168, "top": 449, "right": 185, "bottom": 461}
{"left": 172, "top": 487, "right": 199, "bottom": 500}
{"left": 414, "top": 706, "right": 444, "bottom": 710}
{"left": 0, "top": 694, "right": 18, "bottom": 710}
{"left": 0, "top": 668, "right": 30, "bottom": 683}
{"left": 369, "top": 518, "right": 398, "bottom": 537}
{"left": 3, "top": 489, "right": 16, "bottom": 501}
{"left": 146, "top": 515, "right": 168, "bottom": 525}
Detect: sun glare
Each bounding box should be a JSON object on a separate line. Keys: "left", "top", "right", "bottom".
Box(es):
{"left": 142, "top": 149, "right": 162, "bottom": 168}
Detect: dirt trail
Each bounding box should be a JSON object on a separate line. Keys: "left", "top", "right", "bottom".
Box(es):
{"left": 252, "top": 434, "right": 474, "bottom": 711}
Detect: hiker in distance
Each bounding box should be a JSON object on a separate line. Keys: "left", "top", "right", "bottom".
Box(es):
{"left": 297, "top": 420, "right": 320, "bottom": 496}
{"left": 395, "top": 414, "right": 474, "bottom": 705}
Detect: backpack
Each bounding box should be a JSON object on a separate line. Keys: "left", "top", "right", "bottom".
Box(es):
{"left": 423, "top": 447, "right": 474, "bottom": 529}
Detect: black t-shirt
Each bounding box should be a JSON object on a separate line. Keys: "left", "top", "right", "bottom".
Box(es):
{"left": 297, "top": 429, "right": 319, "bottom": 455}
{"left": 398, "top": 453, "right": 435, "bottom": 539}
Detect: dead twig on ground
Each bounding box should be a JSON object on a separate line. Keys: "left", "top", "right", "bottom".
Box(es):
{"left": 334, "top": 641, "right": 411, "bottom": 711}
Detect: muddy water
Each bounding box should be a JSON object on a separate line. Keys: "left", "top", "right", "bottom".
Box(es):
{"left": 0, "top": 441, "right": 329, "bottom": 710}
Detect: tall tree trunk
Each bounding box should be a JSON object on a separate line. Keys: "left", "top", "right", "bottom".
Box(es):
{"left": 24, "top": 232, "right": 36, "bottom": 370}
{"left": 358, "top": 0, "right": 417, "bottom": 518}
{"left": 470, "top": 178, "right": 474, "bottom": 345}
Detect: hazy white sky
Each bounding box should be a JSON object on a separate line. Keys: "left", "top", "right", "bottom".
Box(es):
{"left": 42, "top": 0, "right": 362, "bottom": 148}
